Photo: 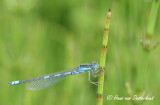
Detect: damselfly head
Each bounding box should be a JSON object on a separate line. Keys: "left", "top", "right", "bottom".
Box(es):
{"left": 91, "top": 62, "right": 99, "bottom": 69}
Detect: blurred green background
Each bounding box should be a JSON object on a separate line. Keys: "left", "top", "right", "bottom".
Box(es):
{"left": 0, "top": 0, "right": 160, "bottom": 105}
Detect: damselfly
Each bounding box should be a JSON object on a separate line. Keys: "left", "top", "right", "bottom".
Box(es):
{"left": 9, "top": 62, "right": 100, "bottom": 91}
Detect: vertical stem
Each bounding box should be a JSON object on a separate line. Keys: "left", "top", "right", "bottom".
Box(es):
{"left": 146, "top": 0, "right": 159, "bottom": 40}
{"left": 97, "top": 9, "right": 111, "bottom": 105}
{"left": 140, "top": 0, "right": 159, "bottom": 50}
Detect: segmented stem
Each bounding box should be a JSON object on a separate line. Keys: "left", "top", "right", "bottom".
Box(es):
{"left": 97, "top": 9, "right": 111, "bottom": 105}
{"left": 140, "top": 0, "right": 159, "bottom": 50}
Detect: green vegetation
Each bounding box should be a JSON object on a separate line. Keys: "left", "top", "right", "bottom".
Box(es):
{"left": 140, "top": 0, "right": 159, "bottom": 50}
{"left": 97, "top": 9, "right": 111, "bottom": 105}
{"left": 0, "top": 0, "right": 159, "bottom": 105}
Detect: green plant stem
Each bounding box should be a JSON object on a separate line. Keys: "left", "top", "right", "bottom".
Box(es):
{"left": 147, "top": 0, "right": 159, "bottom": 39}
{"left": 97, "top": 9, "right": 111, "bottom": 105}
{"left": 140, "top": 0, "right": 159, "bottom": 50}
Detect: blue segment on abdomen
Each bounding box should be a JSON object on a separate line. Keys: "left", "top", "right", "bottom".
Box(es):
{"left": 63, "top": 72, "right": 71, "bottom": 75}
{"left": 9, "top": 81, "right": 20, "bottom": 85}
{"left": 54, "top": 74, "right": 61, "bottom": 76}
{"left": 44, "top": 76, "right": 50, "bottom": 79}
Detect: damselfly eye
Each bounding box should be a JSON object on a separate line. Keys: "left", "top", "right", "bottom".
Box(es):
{"left": 91, "top": 62, "right": 99, "bottom": 69}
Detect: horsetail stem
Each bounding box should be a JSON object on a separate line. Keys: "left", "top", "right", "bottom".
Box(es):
{"left": 97, "top": 9, "right": 111, "bottom": 105}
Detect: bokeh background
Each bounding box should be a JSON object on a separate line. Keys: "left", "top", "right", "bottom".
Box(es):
{"left": 0, "top": 0, "right": 160, "bottom": 105}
